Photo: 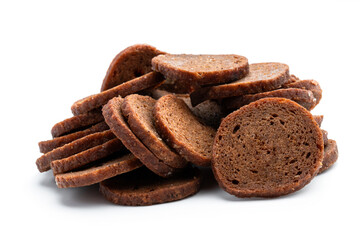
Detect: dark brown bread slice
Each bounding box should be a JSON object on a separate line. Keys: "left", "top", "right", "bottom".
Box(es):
{"left": 99, "top": 167, "right": 201, "bottom": 206}
{"left": 51, "top": 138, "right": 124, "bottom": 174}
{"left": 121, "top": 94, "right": 187, "bottom": 169}
{"left": 212, "top": 98, "right": 324, "bottom": 198}
{"left": 150, "top": 89, "right": 224, "bottom": 128}
{"left": 39, "top": 121, "right": 109, "bottom": 154}
{"left": 154, "top": 95, "right": 216, "bottom": 167}
{"left": 55, "top": 153, "right": 143, "bottom": 188}
{"left": 190, "top": 62, "right": 290, "bottom": 106}
{"left": 152, "top": 54, "right": 249, "bottom": 91}
{"left": 102, "top": 96, "right": 176, "bottom": 177}
{"left": 283, "top": 79, "right": 322, "bottom": 105}
{"left": 51, "top": 108, "right": 103, "bottom": 137}
{"left": 318, "top": 139, "right": 338, "bottom": 174}
{"left": 223, "top": 88, "right": 316, "bottom": 111}
{"left": 101, "top": 44, "right": 165, "bottom": 91}
{"left": 36, "top": 130, "right": 115, "bottom": 172}
{"left": 72, "top": 72, "right": 165, "bottom": 115}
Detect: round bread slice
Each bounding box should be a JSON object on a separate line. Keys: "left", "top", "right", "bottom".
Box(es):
{"left": 72, "top": 72, "right": 164, "bottom": 115}
{"left": 318, "top": 139, "right": 338, "bottom": 174}
{"left": 283, "top": 79, "right": 322, "bottom": 105}
{"left": 152, "top": 54, "right": 249, "bottom": 91}
{"left": 212, "top": 98, "right": 324, "bottom": 198}
{"left": 36, "top": 129, "right": 115, "bottom": 173}
{"left": 55, "top": 153, "right": 143, "bottom": 188}
{"left": 153, "top": 94, "right": 216, "bottom": 167}
{"left": 223, "top": 88, "right": 316, "bottom": 111}
{"left": 150, "top": 89, "right": 223, "bottom": 128}
{"left": 190, "top": 62, "right": 290, "bottom": 106}
{"left": 101, "top": 44, "right": 165, "bottom": 91}
{"left": 51, "top": 108, "right": 104, "bottom": 137}
{"left": 102, "top": 96, "right": 176, "bottom": 177}
{"left": 121, "top": 94, "right": 187, "bottom": 169}
{"left": 51, "top": 138, "right": 124, "bottom": 174}
{"left": 39, "top": 121, "right": 109, "bottom": 154}
{"left": 99, "top": 167, "right": 201, "bottom": 206}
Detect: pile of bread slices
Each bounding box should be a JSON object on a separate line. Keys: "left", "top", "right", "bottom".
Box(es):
{"left": 36, "top": 44, "right": 338, "bottom": 205}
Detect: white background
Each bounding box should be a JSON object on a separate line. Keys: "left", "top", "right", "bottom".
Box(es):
{"left": 1, "top": 0, "right": 359, "bottom": 239}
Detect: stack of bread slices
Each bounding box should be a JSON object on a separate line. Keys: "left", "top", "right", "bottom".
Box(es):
{"left": 36, "top": 44, "right": 338, "bottom": 205}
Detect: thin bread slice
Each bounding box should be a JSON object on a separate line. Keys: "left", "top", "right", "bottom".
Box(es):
{"left": 190, "top": 62, "right": 290, "bottom": 106}
{"left": 212, "top": 98, "right": 324, "bottom": 198}
{"left": 152, "top": 54, "right": 249, "bottom": 91}
{"left": 318, "top": 139, "right": 338, "bottom": 174}
{"left": 99, "top": 167, "right": 201, "bottom": 206}
{"left": 223, "top": 88, "right": 316, "bottom": 111}
{"left": 121, "top": 94, "right": 187, "bottom": 169}
{"left": 51, "top": 138, "right": 124, "bottom": 174}
{"left": 72, "top": 72, "right": 165, "bottom": 115}
{"left": 102, "top": 96, "right": 176, "bottom": 177}
{"left": 51, "top": 108, "right": 103, "bottom": 137}
{"left": 150, "top": 89, "right": 224, "bottom": 128}
{"left": 36, "top": 129, "right": 115, "bottom": 173}
{"left": 154, "top": 95, "right": 216, "bottom": 167}
{"left": 39, "top": 121, "right": 109, "bottom": 154}
{"left": 283, "top": 79, "right": 322, "bottom": 105}
{"left": 55, "top": 153, "right": 143, "bottom": 188}
{"left": 101, "top": 44, "right": 165, "bottom": 91}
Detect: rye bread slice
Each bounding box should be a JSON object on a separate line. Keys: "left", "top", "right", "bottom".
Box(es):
{"left": 152, "top": 54, "right": 249, "bottom": 91}
{"left": 223, "top": 88, "right": 316, "bottom": 111}
{"left": 190, "top": 62, "right": 290, "bottom": 106}
{"left": 99, "top": 167, "right": 201, "bottom": 206}
{"left": 101, "top": 44, "right": 165, "bottom": 91}
{"left": 39, "top": 121, "right": 109, "bottom": 154}
{"left": 51, "top": 108, "right": 103, "bottom": 137}
{"left": 55, "top": 153, "right": 143, "bottom": 188}
{"left": 102, "top": 96, "right": 176, "bottom": 177}
{"left": 51, "top": 138, "right": 124, "bottom": 174}
{"left": 283, "top": 79, "right": 322, "bottom": 105}
{"left": 36, "top": 129, "right": 116, "bottom": 173}
{"left": 121, "top": 94, "right": 187, "bottom": 169}
{"left": 72, "top": 72, "right": 165, "bottom": 115}
{"left": 212, "top": 98, "right": 324, "bottom": 198}
{"left": 318, "top": 139, "right": 338, "bottom": 174}
{"left": 153, "top": 95, "right": 216, "bottom": 167}
{"left": 150, "top": 89, "right": 224, "bottom": 128}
